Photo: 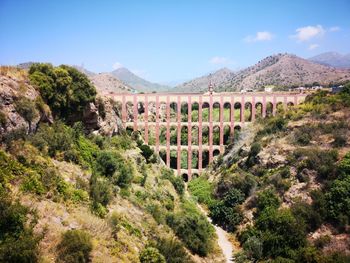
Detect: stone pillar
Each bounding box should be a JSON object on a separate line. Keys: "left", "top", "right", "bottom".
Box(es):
{"left": 177, "top": 96, "right": 181, "bottom": 176}
{"left": 188, "top": 97, "right": 192, "bottom": 177}
{"left": 262, "top": 95, "right": 266, "bottom": 118}
{"left": 209, "top": 95, "right": 213, "bottom": 163}
{"left": 241, "top": 95, "right": 245, "bottom": 123}
{"left": 283, "top": 95, "right": 287, "bottom": 110}
{"left": 133, "top": 95, "right": 138, "bottom": 131}
{"left": 144, "top": 95, "right": 149, "bottom": 143}
{"left": 219, "top": 96, "right": 224, "bottom": 153}
{"left": 251, "top": 96, "right": 256, "bottom": 122}
{"left": 122, "top": 95, "right": 126, "bottom": 126}
{"left": 155, "top": 95, "right": 160, "bottom": 153}
{"left": 166, "top": 96, "right": 170, "bottom": 167}
{"left": 198, "top": 96, "right": 203, "bottom": 172}
{"left": 294, "top": 95, "right": 298, "bottom": 106}
{"left": 272, "top": 95, "right": 277, "bottom": 116}
{"left": 230, "top": 96, "right": 235, "bottom": 142}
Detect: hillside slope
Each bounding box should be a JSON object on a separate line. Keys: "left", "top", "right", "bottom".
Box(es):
{"left": 189, "top": 86, "right": 350, "bottom": 262}
{"left": 309, "top": 52, "right": 350, "bottom": 69}
{"left": 89, "top": 72, "right": 134, "bottom": 94}
{"left": 111, "top": 67, "right": 170, "bottom": 93}
{"left": 175, "top": 54, "right": 350, "bottom": 93}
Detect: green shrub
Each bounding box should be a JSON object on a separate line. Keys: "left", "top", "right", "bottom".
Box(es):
{"left": 96, "top": 151, "right": 119, "bottom": 177}
{"left": 96, "top": 97, "right": 106, "bottom": 119}
{"left": 139, "top": 144, "right": 156, "bottom": 163}
{"left": 166, "top": 211, "right": 214, "bottom": 256}
{"left": 243, "top": 236, "right": 263, "bottom": 261}
{"left": 255, "top": 189, "right": 281, "bottom": 215}
{"left": 255, "top": 208, "right": 307, "bottom": 258}
{"left": 161, "top": 168, "right": 185, "bottom": 196}
{"left": 29, "top": 63, "right": 96, "bottom": 122}
{"left": 188, "top": 176, "right": 215, "bottom": 206}
{"left": 154, "top": 237, "right": 193, "bottom": 263}
{"left": 90, "top": 174, "right": 113, "bottom": 214}
{"left": 14, "top": 96, "right": 38, "bottom": 132}
{"left": 0, "top": 194, "right": 41, "bottom": 263}
{"left": 139, "top": 247, "right": 166, "bottom": 263}
{"left": 0, "top": 110, "right": 7, "bottom": 128}
{"left": 291, "top": 201, "right": 322, "bottom": 232}
{"left": 57, "top": 230, "right": 93, "bottom": 263}
{"left": 332, "top": 130, "right": 347, "bottom": 147}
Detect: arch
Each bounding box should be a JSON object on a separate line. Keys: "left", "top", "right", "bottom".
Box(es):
{"left": 223, "top": 102, "right": 231, "bottom": 122}
{"left": 126, "top": 102, "right": 134, "bottom": 122}
{"left": 244, "top": 102, "right": 252, "bottom": 122}
{"left": 182, "top": 173, "right": 189, "bottom": 182}
{"left": 181, "top": 150, "right": 188, "bottom": 169}
{"left": 213, "top": 149, "right": 220, "bottom": 157}
{"left": 159, "top": 149, "right": 167, "bottom": 164}
{"left": 170, "top": 150, "right": 177, "bottom": 169}
{"left": 126, "top": 126, "right": 134, "bottom": 136}
{"left": 159, "top": 102, "right": 167, "bottom": 122}
{"left": 148, "top": 124, "right": 156, "bottom": 145}
{"left": 276, "top": 102, "right": 284, "bottom": 115}
{"left": 223, "top": 125, "right": 231, "bottom": 145}
{"left": 234, "top": 102, "right": 241, "bottom": 122}
{"left": 191, "top": 125, "right": 199, "bottom": 145}
{"left": 192, "top": 173, "right": 199, "bottom": 179}
{"left": 202, "top": 126, "right": 209, "bottom": 145}
{"left": 255, "top": 102, "right": 263, "bottom": 119}
{"left": 147, "top": 101, "right": 156, "bottom": 122}
{"left": 113, "top": 101, "right": 122, "bottom": 117}
{"left": 287, "top": 102, "right": 294, "bottom": 108}
{"left": 159, "top": 126, "right": 167, "bottom": 145}
{"left": 170, "top": 102, "right": 177, "bottom": 122}
{"left": 213, "top": 102, "right": 220, "bottom": 122}
{"left": 202, "top": 102, "right": 210, "bottom": 122}
{"left": 181, "top": 126, "right": 188, "bottom": 145}
{"left": 266, "top": 102, "right": 273, "bottom": 117}
{"left": 137, "top": 102, "right": 145, "bottom": 122}
{"left": 191, "top": 150, "right": 199, "bottom": 169}
{"left": 191, "top": 102, "right": 199, "bottom": 122}
{"left": 234, "top": 125, "right": 241, "bottom": 141}
{"left": 181, "top": 102, "right": 188, "bottom": 122}
{"left": 213, "top": 125, "right": 220, "bottom": 145}
{"left": 170, "top": 125, "right": 177, "bottom": 145}
{"left": 202, "top": 150, "right": 209, "bottom": 168}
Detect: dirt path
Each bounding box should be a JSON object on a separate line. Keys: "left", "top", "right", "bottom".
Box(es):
{"left": 197, "top": 205, "right": 233, "bottom": 262}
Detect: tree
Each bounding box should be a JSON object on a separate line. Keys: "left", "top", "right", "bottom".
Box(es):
{"left": 14, "top": 96, "right": 38, "bottom": 132}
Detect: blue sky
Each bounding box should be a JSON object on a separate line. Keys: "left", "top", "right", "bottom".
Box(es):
{"left": 1, "top": 0, "right": 349, "bottom": 83}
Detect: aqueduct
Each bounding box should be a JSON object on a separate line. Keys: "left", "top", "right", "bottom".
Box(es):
{"left": 112, "top": 91, "right": 307, "bottom": 181}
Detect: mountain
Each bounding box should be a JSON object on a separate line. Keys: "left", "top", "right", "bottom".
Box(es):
{"left": 111, "top": 67, "right": 170, "bottom": 93}
{"left": 89, "top": 73, "right": 134, "bottom": 94}
{"left": 72, "top": 65, "right": 96, "bottom": 77}
{"left": 175, "top": 53, "right": 350, "bottom": 93}
{"left": 174, "top": 68, "right": 236, "bottom": 93}
{"left": 309, "top": 52, "right": 350, "bottom": 68}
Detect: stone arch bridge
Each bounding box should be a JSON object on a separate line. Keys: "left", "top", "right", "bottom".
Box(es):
{"left": 112, "top": 92, "right": 307, "bottom": 181}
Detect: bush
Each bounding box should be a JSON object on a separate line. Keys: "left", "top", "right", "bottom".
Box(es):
{"left": 166, "top": 211, "right": 214, "bottom": 256}
{"left": 96, "top": 151, "right": 119, "bottom": 177}
{"left": 154, "top": 237, "right": 193, "bottom": 263}
{"left": 29, "top": 63, "right": 96, "bottom": 122}
{"left": 161, "top": 168, "right": 185, "bottom": 196}
{"left": 0, "top": 110, "right": 7, "bottom": 128}
{"left": 0, "top": 194, "right": 40, "bottom": 263}
{"left": 90, "top": 174, "right": 113, "bottom": 214}
{"left": 14, "top": 96, "right": 38, "bottom": 132}
{"left": 139, "top": 144, "right": 156, "bottom": 163}
{"left": 255, "top": 189, "right": 281, "bottom": 215}
{"left": 139, "top": 247, "right": 166, "bottom": 263}
{"left": 332, "top": 131, "right": 347, "bottom": 147}
{"left": 57, "top": 230, "right": 93, "bottom": 263}
{"left": 291, "top": 201, "right": 322, "bottom": 232}
{"left": 188, "top": 176, "right": 215, "bottom": 206}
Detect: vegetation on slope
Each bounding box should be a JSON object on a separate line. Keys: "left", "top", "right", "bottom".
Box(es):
{"left": 0, "top": 66, "right": 221, "bottom": 262}
{"left": 189, "top": 83, "right": 350, "bottom": 262}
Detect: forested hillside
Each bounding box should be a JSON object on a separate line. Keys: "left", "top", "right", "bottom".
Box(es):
{"left": 189, "top": 85, "right": 350, "bottom": 262}
{"left": 0, "top": 65, "right": 224, "bottom": 263}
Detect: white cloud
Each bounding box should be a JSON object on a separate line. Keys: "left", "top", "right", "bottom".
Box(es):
{"left": 112, "top": 62, "right": 123, "bottom": 70}
{"left": 209, "top": 56, "right": 231, "bottom": 64}
{"left": 292, "top": 25, "right": 325, "bottom": 42}
{"left": 329, "top": 26, "right": 340, "bottom": 32}
{"left": 244, "top": 31, "right": 274, "bottom": 42}
{"left": 308, "top": 44, "right": 319, "bottom": 50}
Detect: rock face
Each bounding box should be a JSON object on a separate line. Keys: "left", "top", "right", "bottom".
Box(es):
{"left": 0, "top": 74, "right": 41, "bottom": 135}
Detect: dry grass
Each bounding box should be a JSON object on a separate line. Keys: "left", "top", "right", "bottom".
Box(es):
{"left": 0, "top": 66, "right": 28, "bottom": 80}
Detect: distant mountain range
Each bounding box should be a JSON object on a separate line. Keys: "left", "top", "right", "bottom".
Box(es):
{"left": 15, "top": 51, "right": 350, "bottom": 94}
{"left": 174, "top": 53, "right": 350, "bottom": 92}
{"left": 309, "top": 52, "right": 350, "bottom": 69}
{"left": 110, "top": 67, "right": 170, "bottom": 93}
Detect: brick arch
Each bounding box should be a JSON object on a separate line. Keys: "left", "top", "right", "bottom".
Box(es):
{"left": 115, "top": 92, "right": 307, "bottom": 180}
